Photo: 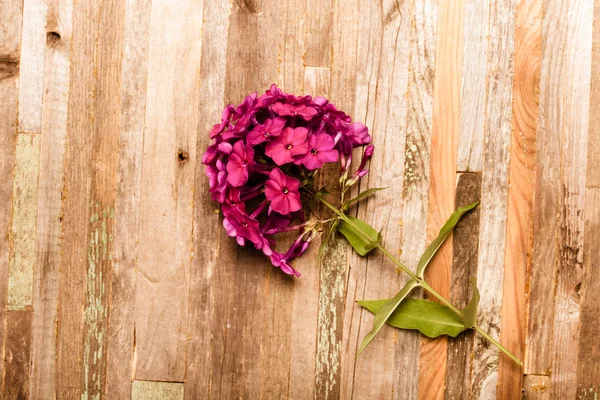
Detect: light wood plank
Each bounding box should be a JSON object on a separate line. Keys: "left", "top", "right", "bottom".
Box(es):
{"left": 132, "top": 380, "right": 184, "bottom": 400}
{"left": 549, "top": 0, "right": 593, "bottom": 397}
{"left": 498, "top": 0, "right": 541, "bottom": 397}
{"left": 575, "top": 0, "right": 600, "bottom": 395}
{"left": 184, "top": 0, "right": 230, "bottom": 397}
{"left": 17, "top": 0, "right": 47, "bottom": 134}
{"left": 134, "top": 0, "right": 203, "bottom": 381}
{"left": 8, "top": 134, "right": 41, "bottom": 310}
{"left": 457, "top": 0, "right": 490, "bottom": 172}
{"left": 105, "top": 0, "right": 152, "bottom": 396}
{"left": 323, "top": 1, "right": 360, "bottom": 397}
{"left": 523, "top": 375, "right": 551, "bottom": 400}
{"left": 304, "top": 0, "right": 333, "bottom": 68}
{"left": 29, "top": 1, "right": 73, "bottom": 396}
{"left": 525, "top": 0, "right": 567, "bottom": 376}
{"left": 419, "top": 0, "right": 462, "bottom": 397}
{"left": 470, "top": 1, "right": 517, "bottom": 398}
{"left": 3, "top": 310, "right": 33, "bottom": 399}
{"left": 444, "top": 172, "right": 481, "bottom": 400}
{"left": 0, "top": 0, "right": 24, "bottom": 389}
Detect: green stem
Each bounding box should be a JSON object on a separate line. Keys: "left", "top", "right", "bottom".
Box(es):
{"left": 318, "top": 197, "right": 523, "bottom": 367}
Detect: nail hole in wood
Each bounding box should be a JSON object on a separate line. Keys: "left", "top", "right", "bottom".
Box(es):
{"left": 178, "top": 150, "right": 189, "bottom": 164}
{"left": 47, "top": 31, "right": 61, "bottom": 44}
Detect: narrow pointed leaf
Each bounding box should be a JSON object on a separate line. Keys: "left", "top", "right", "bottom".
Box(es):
{"left": 357, "top": 279, "right": 419, "bottom": 357}
{"left": 358, "top": 298, "right": 467, "bottom": 338}
{"left": 342, "top": 187, "right": 387, "bottom": 210}
{"left": 416, "top": 201, "right": 479, "bottom": 278}
{"left": 338, "top": 216, "right": 381, "bottom": 256}
{"left": 461, "top": 279, "right": 480, "bottom": 328}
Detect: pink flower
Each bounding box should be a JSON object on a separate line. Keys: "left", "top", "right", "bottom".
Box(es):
{"left": 300, "top": 134, "right": 339, "bottom": 170}
{"left": 265, "top": 127, "right": 309, "bottom": 165}
{"left": 246, "top": 117, "right": 286, "bottom": 145}
{"left": 265, "top": 168, "right": 302, "bottom": 215}
{"left": 205, "top": 159, "right": 227, "bottom": 202}
{"left": 272, "top": 102, "right": 319, "bottom": 120}
{"left": 335, "top": 120, "right": 371, "bottom": 146}
{"left": 222, "top": 205, "right": 262, "bottom": 247}
{"left": 226, "top": 141, "right": 255, "bottom": 187}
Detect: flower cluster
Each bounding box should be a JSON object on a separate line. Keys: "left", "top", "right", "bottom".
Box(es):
{"left": 203, "top": 85, "right": 372, "bottom": 276}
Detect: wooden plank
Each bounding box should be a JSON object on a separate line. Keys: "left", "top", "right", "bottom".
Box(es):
{"left": 419, "top": 0, "right": 462, "bottom": 397}
{"left": 105, "top": 0, "right": 151, "bottom": 396}
{"left": 338, "top": 0, "right": 427, "bottom": 398}
{"left": 304, "top": 0, "right": 332, "bottom": 68}
{"left": 469, "top": 1, "right": 517, "bottom": 398}
{"left": 0, "top": 0, "right": 24, "bottom": 389}
{"left": 29, "top": 1, "right": 73, "bottom": 397}
{"left": 278, "top": 0, "right": 306, "bottom": 93}
{"left": 549, "top": 0, "right": 593, "bottom": 397}
{"left": 444, "top": 172, "right": 481, "bottom": 400}
{"left": 132, "top": 381, "right": 184, "bottom": 400}
{"left": 17, "top": 0, "right": 47, "bottom": 134}
{"left": 55, "top": 0, "right": 102, "bottom": 397}
{"left": 575, "top": 189, "right": 600, "bottom": 399}
{"left": 575, "top": 0, "right": 600, "bottom": 394}
{"left": 134, "top": 0, "right": 203, "bottom": 381}
{"left": 523, "top": 375, "right": 551, "bottom": 400}
{"left": 3, "top": 310, "right": 33, "bottom": 400}
{"left": 8, "top": 134, "right": 41, "bottom": 310}
{"left": 524, "top": 0, "right": 567, "bottom": 376}
{"left": 184, "top": 0, "right": 229, "bottom": 397}
{"left": 497, "top": 0, "right": 541, "bottom": 397}
{"left": 457, "top": 0, "right": 490, "bottom": 172}
{"left": 326, "top": 1, "right": 361, "bottom": 395}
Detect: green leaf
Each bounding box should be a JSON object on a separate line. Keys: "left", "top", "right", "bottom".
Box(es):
{"left": 461, "top": 279, "right": 480, "bottom": 328}
{"left": 416, "top": 201, "right": 479, "bottom": 278}
{"left": 358, "top": 297, "right": 467, "bottom": 338}
{"left": 338, "top": 216, "right": 381, "bottom": 256}
{"left": 357, "top": 279, "right": 419, "bottom": 357}
{"left": 342, "top": 187, "right": 388, "bottom": 210}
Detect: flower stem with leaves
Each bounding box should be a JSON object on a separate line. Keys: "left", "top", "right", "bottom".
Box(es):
{"left": 317, "top": 197, "right": 522, "bottom": 366}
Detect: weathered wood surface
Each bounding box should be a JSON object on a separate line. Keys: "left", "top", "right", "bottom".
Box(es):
{"left": 0, "top": 0, "right": 598, "bottom": 398}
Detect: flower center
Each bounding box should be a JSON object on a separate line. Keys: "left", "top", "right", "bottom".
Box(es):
{"left": 242, "top": 221, "right": 248, "bottom": 227}
{"left": 264, "top": 131, "right": 270, "bottom": 138}
{"left": 310, "top": 148, "right": 318, "bottom": 155}
{"left": 286, "top": 144, "right": 293, "bottom": 150}
{"left": 283, "top": 188, "right": 289, "bottom": 194}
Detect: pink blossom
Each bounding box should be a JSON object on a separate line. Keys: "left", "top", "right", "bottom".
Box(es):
{"left": 265, "top": 168, "right": 302, "bottom": 215}
{"left": 300, "top": 133, "right": 339, "bottom": 170}
{"left": 226, "top": 141, "right": 255, "bottom": 187}
{"left": 246, "top": 117, "right": 286, "bottom": 145}
{"left": 265, "top": 127, "right": 309, "bottom": 165}
{"left": 272, "top": 102, "right": 319, "bottom": 120}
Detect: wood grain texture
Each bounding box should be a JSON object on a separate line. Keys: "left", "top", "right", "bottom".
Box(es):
{"left": 419, "top": 0, "right": 462, "bottom": 398}
{"left": 470, "top": 1, "right": 517, "bottom": 398}
{"left": 457, "top": 0, "right": 489, "bottom": 172}
{"left": 131, "top": 380, "right": 184, "bottom": 400}
{"left": 104, "top": 0, "right": 151, "bottom": 396}
{"left": 444, "top": 172, "right": 481, "bottom": 400}
{"left": 29, "top": 1, "right": 72, "bottom": 396}
{"left": 1, "top": 0, "right": 599, "bottom": 397}
{"left": 549, "top": 0, "right": 593, "bottom": 397}
{"left": 497, "top": 0, "right": 541, "bottom": 398}
{"left": 575, "top": 1, "right": 600, "bottom": 395}
{"left": 8, "top": 134, "right": 40, "bottom": 310}
{"left": 133, "top": 0, "right": 202, "bottom": 381}
{"left": 3, "top": 310, "right": 33, "bottom": 399}
{"left": 17, "top": 0, "right": 46, "bottom": 134}
{"left": 185, "top": 0, "right": 230, "bottom": 398}
{"left": 0, "top": 0, "right": 23, "bottom": 387}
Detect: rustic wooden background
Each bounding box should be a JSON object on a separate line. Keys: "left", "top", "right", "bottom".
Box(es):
{"left": 0, "top": 0, "right": 598, "bottom": 398}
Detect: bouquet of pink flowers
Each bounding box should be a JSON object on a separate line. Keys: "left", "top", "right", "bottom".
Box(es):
{"left": 202, "top": 85, "right": 521, "bottom": 364}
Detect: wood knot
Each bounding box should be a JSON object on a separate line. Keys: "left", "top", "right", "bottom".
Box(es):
{"left": 46, "top": 31, "right": 61, "bottom": 44}
{"left": 0, "top": 56, "right": 19, "bottom": 80}
{"left": 177, "top": 150, "right": 189, "bottom": 165}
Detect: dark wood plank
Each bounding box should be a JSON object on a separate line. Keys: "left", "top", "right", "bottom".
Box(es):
{"left": 4, "top": 310, "right": 33, "bottom": 400}
{"left": 444, "top": 172, "right": 481, "bottom": 400}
